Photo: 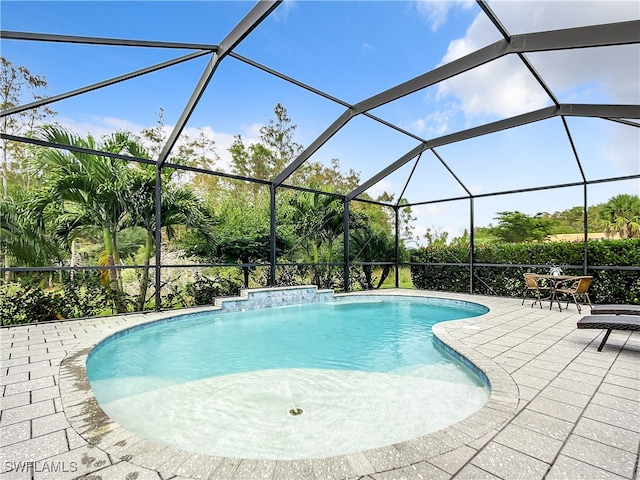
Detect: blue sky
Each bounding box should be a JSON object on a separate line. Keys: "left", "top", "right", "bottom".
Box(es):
{"left": 1, "top": 0, "right": 639, "bottom": 241}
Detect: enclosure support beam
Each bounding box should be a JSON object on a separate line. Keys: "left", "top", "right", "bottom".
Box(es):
{"left": 470, "top": 198, "right": 475, "bottom": 295}
{"left": 348, "top": 143, "right": 427, "bottom": 201}
{"left": 154, "top": 165, "right": 162, "bottom": 311}
{"left": 395, "top": 205, "right": 400, "bottom": 289}
{"left": 156, "top": 53, "right": 221, "bottom": 168}
{"left": 270, "top": 184, "right": 277, "bottom": 287}
{"left": 157, "top": 0, "right": 281, "bottom": 168}
{"left": 0, "top": 30, "right": 220, "bottom": 49}
{"left": 343, "top": 200, "right": 350, "bottom": 292}
{"left": 583, "top": 185, "right": 589, "bottom": 275}
{"left": 350, "top": 102, "right": 639, "bottom": 203}
{"left": 274, "top": 109, "right": 355, "bottom": 186}
{"left": 1, "top": 51, "right": 211, "bottom": 119}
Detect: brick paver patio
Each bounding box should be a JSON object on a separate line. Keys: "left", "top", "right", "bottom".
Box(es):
{"left": 1, "top": 289, "right": 639, "bottom": 479}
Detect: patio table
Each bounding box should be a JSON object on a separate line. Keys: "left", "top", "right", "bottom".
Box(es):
{"left": 530, "top": 274, "right": 585, "bottom": 311}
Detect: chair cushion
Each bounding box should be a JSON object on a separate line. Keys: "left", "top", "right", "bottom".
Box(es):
{"left": 577, "top": 315, "right": 640, "bottom": 332}
{"left": 591, "top": 304, "right": 640, "bottom": 316}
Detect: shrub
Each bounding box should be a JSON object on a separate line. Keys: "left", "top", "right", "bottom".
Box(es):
{"left": 0, "top": 272, "right": 123, "bottom": 326}
{"left": 185, "top": 273, "right": 240, "bottom": 305}
{"left": 410, "top": 239, "right": 640, "bottom": 304}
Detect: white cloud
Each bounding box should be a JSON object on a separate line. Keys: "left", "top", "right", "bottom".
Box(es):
{"left": 415, "top": 0, "right": 475, "bottom": 32}
{"left": 365, "top": 178, "right": 394, "bottom": 199}
{"left": 489, "top": 1, "right": 639, "bottom": 33}
{"left": 243, "top": 122, "right": 264, "bottom": 140}
{"left": 466, "top": 183, "right": 483, "bottom": 195}
{"left": 602, "top": 125, "right": 640, "bottom": 175}
{"left": 272, "top": 0, "right": 297, "bottom": 22}
{"left": 434, "top": 2, "right": 639, "bottom": 120}
{"left": 409, "top": 101, "right": 456, "bottom": 136}
{"left": 54, "top": 115, "right": 253, "bottom": 174}
{"left": 55, "top": 115, "right": 143, "bottom": 140}
{"left": 412, "top": 203, "right": 443, "bottom": 216}
{"left": 438, "top": 59, "right": 550, "bottom": 119}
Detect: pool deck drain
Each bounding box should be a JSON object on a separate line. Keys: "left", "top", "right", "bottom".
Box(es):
{"left": 1, "top": 289, "right": 639, "bottom": 479}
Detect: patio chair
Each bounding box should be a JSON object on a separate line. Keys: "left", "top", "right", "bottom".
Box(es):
{"left": 522, "top": 273, "right": 551, "bottom": 308}
{"left": 554, "top": 276, "right": 593, "bottom": 313}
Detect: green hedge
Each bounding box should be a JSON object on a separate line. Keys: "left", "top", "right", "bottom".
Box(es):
{"left": 410, "top": 239, "right": 640, "bottom": 305}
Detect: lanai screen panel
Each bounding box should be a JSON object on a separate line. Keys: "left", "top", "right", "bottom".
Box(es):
{"left": 526, "top": 44, "right": 640, "bottom": 105}
{"left": 589, "top": 179, "right": 640, "bottom": 216}
{"left": 566, "top": 117, "right": 640, "bottom": 189}
{"left": 474, "top": 187, "right": 586, "bottom": 236}
{"left": 488, "top": 0, "right": 640, "bottom": 32}
{"left": 408, "top": 198, "right": 471, "bottom": 245}
{"left": 1, "top": 40, "right": 213, "bottom": 142}
{"left": 282, "top": 114, "right": 418, "bottom": 195}
{"left": 432, "top": 118, "right": 581, "bottom": 197}
{"left": 424, "top": 55, "right": 554, "bottom": 128}
{"left": 166, "top": 56, "right": 347, "bottom": 179}
{"left": 365, "top": 49, "right": 556, "bottom": 143}
{"left": 356, "top": 150, "right": 473, "bottom": 206}
{"left": 232, "top": 1, "right": 483, "bottom": 104}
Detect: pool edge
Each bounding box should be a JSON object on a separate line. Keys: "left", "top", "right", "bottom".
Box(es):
{"left": 59, "top": 289, "right": 519, "bottom": 478}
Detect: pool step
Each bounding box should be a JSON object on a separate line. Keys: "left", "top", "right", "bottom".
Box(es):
{"left": 214, "top": 285, "right": 334, "bottom": 312}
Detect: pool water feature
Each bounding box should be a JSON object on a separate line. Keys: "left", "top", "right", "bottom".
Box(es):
{"left": 87, "top": 295, "right": 490, "bottom": 459}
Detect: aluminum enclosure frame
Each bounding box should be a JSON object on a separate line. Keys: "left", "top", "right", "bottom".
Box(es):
{"left": 1, "top": 0, "right": 639, "bottom": 307}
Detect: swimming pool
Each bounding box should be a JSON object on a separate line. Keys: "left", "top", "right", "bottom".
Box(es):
{"left": 87, "top": 295, "right": 490, "bottom": 459}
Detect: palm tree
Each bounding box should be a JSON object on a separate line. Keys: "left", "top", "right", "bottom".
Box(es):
{"left": 0, "top": 187, "right": 60, "bottom": 270}
{"left": 125, "top": 167, "right": 215, "bottom": 310}
{"left": 599, "top": 194, "right": 640, "bottom": 239}
{"left": 32, "top": 126, "right": 132, "bottom": 299}
{"left": 119, "top": 139, "right": 215, "bottom": 310}
{"left": 350, "top": 219, "right": 396, "bottom": 289}
{"left": 288, "top": 188, "right": 344, "bottom": 287}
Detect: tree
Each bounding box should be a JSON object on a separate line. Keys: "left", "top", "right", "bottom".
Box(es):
{"left": 139, "top": 108, "right": 220, "bottom": 193}
{"left": 599, "top": 194, "right": 640, "bottom": 239}
{"left": 259, "top": 102, "right": 303, "bottom": 178}
{"left": 32, "top": 126, "right": 135, "bottom": 301}
{"left": 296, "top": 158, "right": 361, "bottom": 194}
{"left": 1, "top": 57, "right": 56, "bottom": 280}
{"left": 287, "top": 187, "right": 345, "bottom": 287}
{"left": 0, "top": 187, "right": 61, "bottom": 267}
{"left": 211, "top": 192, "right": 272, "bottom": 288}
{"left": 1, "top": 57, "right": 56, "bottom": 195}
{"left": 490, "top": 211, "right": 553, "bottom": 243}
{"left": 423, "top": 226, "right": 449, "bottom": 247}
{"left": 350, "top": 216, "right": 396, "bottom": 289}
{"left": 229, "top": 103, "right": 303, "bottom": 185}
{"left": 181, "top": 189, "right": 294, "bottom": 289}
{"left": 111, "top": 136, "right": 216, "bottom": 309}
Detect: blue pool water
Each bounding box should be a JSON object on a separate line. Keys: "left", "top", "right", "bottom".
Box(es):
{"left": 87, "top": 295, "right": 490, "bottom": 459}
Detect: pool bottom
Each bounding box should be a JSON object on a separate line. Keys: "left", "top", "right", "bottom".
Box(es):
{"left": 94, "top": 366, "right": 489, "bottom": 460}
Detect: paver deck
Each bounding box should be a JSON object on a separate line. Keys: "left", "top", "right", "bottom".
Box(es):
{"left": 1, "top": 289, "right": 639, "bottom": 480}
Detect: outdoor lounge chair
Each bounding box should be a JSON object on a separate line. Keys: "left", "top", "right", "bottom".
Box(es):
{"left": 591, "top": 304, "right": 640, "bottom": 316}
{"left": 522, "top": 273, "right": 551, "bottom": 308}
{"left": 577, "top": 315, "right": 640, "bottom": 351}
{"left": 553, "top": 276, "right": 593, "bottom": 313}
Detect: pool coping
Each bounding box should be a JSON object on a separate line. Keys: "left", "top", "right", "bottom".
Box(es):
{"left": 57, "top": 290, "right": 519, "bottom": 479}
